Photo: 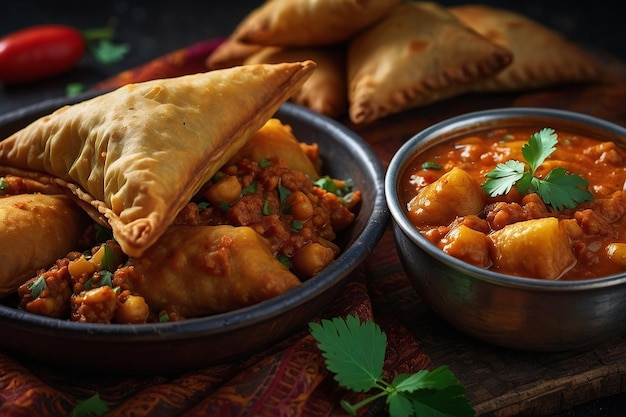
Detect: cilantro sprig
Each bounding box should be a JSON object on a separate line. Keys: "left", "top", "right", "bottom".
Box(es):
{"left": 310, "top": 315, "right": 474, "bottom": 417}
{"left": 482, "top": 128, "right": 593, "bottom": 211}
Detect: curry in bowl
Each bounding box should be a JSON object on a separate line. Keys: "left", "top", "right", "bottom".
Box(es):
{"left": 399, "top": 122, "right": 626, "bottom": 280}
{"left": 0, "top": 62, "right": 363, "bottom": 325}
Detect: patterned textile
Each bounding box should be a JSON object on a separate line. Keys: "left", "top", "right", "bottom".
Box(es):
{"left": 0, "top": 227, "right": 429, "bottom": 417}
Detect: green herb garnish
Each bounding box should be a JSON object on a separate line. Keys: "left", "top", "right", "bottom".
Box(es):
{"left": 28, "top": 276, "right": 47, "bottom": 298}
{"left": 262, "top": 196, "right": 270, "bottom": 215}
{"left": 290, "top": 220, "right": 303, "bottom": 231}
{"left": 277, "top": 254, "right": 292, "bottom": 269}
{"left": 89, "top": 39, "right": 130, "bottom": 65}
{"left": 278, "top": 183, "right": 291, "bottom": 203}
{"left": 98, "top": 271, "right": 113, "bottom": 288}
{"left": 242, "top": 181, "right": 257, "bottom": 195}
{"left": 72, "top": 392, "right": 109, "bottom": 417}
{"left": 314, "top": 176, "right": 354, "bottom": 198}
{"left": 259, "top": 158, "right": 272, "bottom": 168}
{"left": 82, "top": 21, "right": 129, "bottom": 66}
{"left": 159, "top": 311, "right": 170, "bottom": 323}
{"left": 0, "top": 177, "right": 8, "bottom": 192}
{"left": 66, "top": 82, "right": 86, "bottom": 96}
{"left": 421, "top": 161, "right": 442, "bottom": 170}
{"left": 309, "top": 315, "right": 474, "bottom": 417}
{"left": 100, "top": 245, "right": 116, "bottom": 271}
{"left": 482, "top": 128, "right": 593, "bottom": 211}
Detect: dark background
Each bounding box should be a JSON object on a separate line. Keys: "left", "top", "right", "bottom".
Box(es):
{"left": 1, "top": 2, "right": 625, "bottom": 416}
{"left": 1, "top": 1, "right": 625, "bottom": 115}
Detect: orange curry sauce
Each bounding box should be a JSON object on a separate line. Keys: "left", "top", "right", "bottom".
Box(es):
{"left": 399, "top": 126, "right": 626, "bottom": 280}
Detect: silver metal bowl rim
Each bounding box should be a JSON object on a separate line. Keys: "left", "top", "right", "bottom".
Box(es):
{"left": 385, "top": 107, "right": 626, "bottom": 292}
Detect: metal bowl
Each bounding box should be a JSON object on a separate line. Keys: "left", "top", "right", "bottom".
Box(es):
{"left": 0, "top": 92, "right": 389, "bottom": 374}
{"left": 385, "top": 107, "right": 626, "bottom": 351}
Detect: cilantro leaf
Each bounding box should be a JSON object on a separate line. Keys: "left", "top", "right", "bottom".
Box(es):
{"left": 422, "top": 161, "right": 442, "bottom": 170}
{"left": 310, "top": 316, "right": 475, "bottom": 417}
{"left": 72, "top": 392, "right": 109, "bottom": 417}
{"left": 482, "top": 160, "right": 525, "bottom": 196}
{"left": 310, "top": 315, "right": 385, "bottom": 392}
{"left": 538, "top": 167, "right": 593, "bottom": 211}
{"left": 410, "top": 384, "right": 473, "bottom": 417}
{"left": 393, "top": 366, "right": 459, "bottom": 393}
{"left": 28, "top": 276, "right": 47, "bottom": 298}
{"left": 101, "top": 245, "right": 116, "bottom": 271}
{"left": 90, "top": 39, "right": 130, "bottom": 65}
{"left": 522, "top": 128, "right": 557, "bottom": 173}
{"left": 482, "top": 128, "right": 593, "bottom": 211}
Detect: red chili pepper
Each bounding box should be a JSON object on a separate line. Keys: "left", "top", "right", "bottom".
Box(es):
{"left": 0, "top": 25, "right": 86, "bottom": 84}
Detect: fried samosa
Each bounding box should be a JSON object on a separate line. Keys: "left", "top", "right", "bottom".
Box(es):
{"left": 245, "top": 46, "right": 348, "bottom": 118}
{"left": 206, "top": 38, "right": 265, "bottom": 70}
{"left": 123, "top": 225, "right": 301, "bottom": 317}
{"left": 449, "top": 5, "right": 603, "bottom": 92}
{"left": 0, "top": 62, "right": 315, "bottom": 257}
{"left": 230, "top": 0, "right": 401, "bottom": 46}
{"left": 346, "top": 2, "right": 513, "bottom": 124}
{"left": 0, "top": 193, "right": 90, "bottom": 298}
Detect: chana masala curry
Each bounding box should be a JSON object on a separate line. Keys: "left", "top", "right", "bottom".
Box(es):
{"left": 400, "top": 126, "right": 626, "bottom": 280}
{"left": 2, "top": 118, "right": 360, "bottom": 324}
{"left": 0, "top": 62, "right": 364, "bottom": 325}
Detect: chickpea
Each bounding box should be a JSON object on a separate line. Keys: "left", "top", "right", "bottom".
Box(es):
{"left": 292, "top": 242, "right": 335, "bottom": 278}
{"left": 288, "top": 190, "right": 314, "bottom": 220}
{"left": 607, "top": 243, "right": 626, "bottom": 267}
{"left": 114, "top": 294, "right": 150, "bottom": 324}
{"left": 204, "top": 176, "right": 242, "bottom": 205}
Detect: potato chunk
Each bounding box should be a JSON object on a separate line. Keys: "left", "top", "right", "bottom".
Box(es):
{"left": 439, "top": 224, "right": 491, "bottom": 268}
{"left": 489, "top": 217, "right": 575, "bottom": 279}
{"left": 407, "top": 167, "right": 485, "bottom": 227}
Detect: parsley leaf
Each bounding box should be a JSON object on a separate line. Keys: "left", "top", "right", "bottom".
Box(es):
{"left": 482, "top": 128, "right": 593, "bottom": 211}
{"left": 310, "top": 316, "right": 474, "bottom": 417}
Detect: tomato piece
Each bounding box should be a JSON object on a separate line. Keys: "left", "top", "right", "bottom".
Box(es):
{"left": 0, "top": 25, "right": 86, "bottom": 84}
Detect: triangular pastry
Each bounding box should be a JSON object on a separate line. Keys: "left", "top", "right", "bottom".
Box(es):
{"left": 205, "top": 38, "right": 264, "bottom": 70}
{"left": 244, "top": 45, "right": 348, "bottom": 117}
{"left": 0, "top": 61, "right": 316, "bottom": 257}
{"left": 346, "top": 2, "right": 513, "bottom": 124}
{"left": 449, "top": 5, "right": 603, "bottom": 92}
{"left": 230, "top": 0, "right": 402, "bottom": 47}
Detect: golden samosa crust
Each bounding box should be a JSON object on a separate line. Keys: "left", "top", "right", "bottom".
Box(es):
{"left": 0, "top": 61, "right": 316, "bottom": 257}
